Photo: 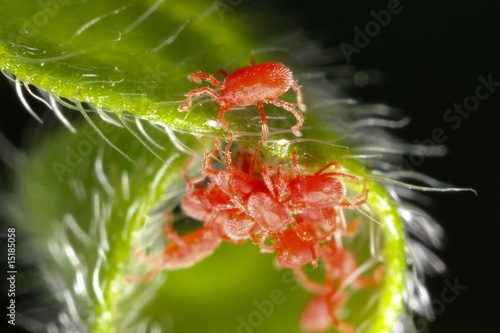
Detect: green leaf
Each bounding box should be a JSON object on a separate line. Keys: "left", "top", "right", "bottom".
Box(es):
{"left": 15, "top": 117, "right": 406, "bottom": 332}
{"left": 0, "top": 0, "right": 259, "bottom": 134}
{"left": 3, "top": 0, "right": 407, "bottom": 332}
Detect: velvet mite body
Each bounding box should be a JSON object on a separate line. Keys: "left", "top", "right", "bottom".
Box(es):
{"left": 179, "top": 60, "right": 306, "bottom": 144}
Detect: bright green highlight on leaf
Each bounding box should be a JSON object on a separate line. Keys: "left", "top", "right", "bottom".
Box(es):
{"left": 0, "top": 0, "right": 258, "bottom": 133}
{"left": 2, "top": 0, "right": 407, "bottom": 332}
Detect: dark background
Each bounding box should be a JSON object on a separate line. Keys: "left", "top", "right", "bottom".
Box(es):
{"left": 1, "top": 0, "right": 498, "bottom": 332}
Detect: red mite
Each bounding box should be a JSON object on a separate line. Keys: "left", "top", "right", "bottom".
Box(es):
{"left": 124, "top": 212, "right": 221, "bottom": 282}
{"left": 129, "top": 136, "right": 381, "bottom": 332}
{"left": 178, "top": 60, "right": 306, "bottom": 144}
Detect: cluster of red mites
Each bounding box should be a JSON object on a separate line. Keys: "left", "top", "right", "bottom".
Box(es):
{"left": 132, "top": 132, "right": 381, "bottom": 332}
{"left": 182, "top": 133, "right": 369, "bottom": 267}
{"left": 131, "top": 62, "right": 383, "bottom": 332}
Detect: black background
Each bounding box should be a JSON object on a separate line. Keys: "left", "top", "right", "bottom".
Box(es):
{"left": 1, "top": 0, "right": 499, "bottom": 332}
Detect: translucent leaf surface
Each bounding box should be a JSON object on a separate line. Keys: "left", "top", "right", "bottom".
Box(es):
{"left": 0, "top": 0, "right": 258, "bottom": 134}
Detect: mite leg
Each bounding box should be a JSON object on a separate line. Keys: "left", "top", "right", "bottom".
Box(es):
{"left": 178, "top": 87, "right": 222, "bottom": 111}
{"left": 188, "top": 71, "right": 222, "bottom": 88}
{"left": 216, "top": 68, "right": 228, "bottom": 80}
{"left": 291, "top": 81, "right": 307, "bottom": 111}
{"left": 352, "top": 266, "right": 384, "bottom": 288}
{"left": 125, "top": 265, "right": 162, "bottom": 282}
{"left": 218, "top": 104, "right": 236, "bottom": 131}
{"left": 293, "top": 268, "right": 325, "bottom": 294}
{"left": 185, "top": 141, "right": 220, "bottom": 194}
{"left": 264, "top": 98, "right": 304, "bottom": 137}
{"left": 315, "top": 161, "right": 341, "bottom": 176}
{"left": 256, "top": 101, "right": 269, "bottom": 145}
{"left": 224, "top": 131, "right": 234, "bottom": 166}
{"left": 340, "top": 180, "right": 369, "bottom": 208}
